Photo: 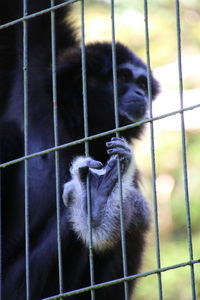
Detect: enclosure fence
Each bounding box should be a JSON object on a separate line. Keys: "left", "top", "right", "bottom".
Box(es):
{"left": 0, "top": 0, "right": 200, "bottom": 300}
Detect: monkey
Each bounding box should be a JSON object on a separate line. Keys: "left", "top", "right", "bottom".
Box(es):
{"left": 0, "top": 1, "right": 159, "bottom": 299}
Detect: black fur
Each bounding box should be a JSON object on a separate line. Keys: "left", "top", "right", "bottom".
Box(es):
{"left": 0, "top": 1, "right": 159, "bottom": 299}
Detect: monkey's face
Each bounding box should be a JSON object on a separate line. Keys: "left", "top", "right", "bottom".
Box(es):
{"left": 84, "top": 43, "right": 159, "bottom": 134}
{"left": 117, "top": 62, "right": 149, "bottom": 123}
{"left": 57, "top": 42, "right": 159, "bottom": 139}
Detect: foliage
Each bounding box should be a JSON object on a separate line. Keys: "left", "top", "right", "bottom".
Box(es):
{"left": 82, "top": 0, "right": 200, "bottom": 67}
{"left": 134, "top": 130, "right": 200, "bottom": 299}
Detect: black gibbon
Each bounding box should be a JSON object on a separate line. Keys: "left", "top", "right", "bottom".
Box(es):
{"left": 0, "top": 1, "right": 159, "bottom": 299}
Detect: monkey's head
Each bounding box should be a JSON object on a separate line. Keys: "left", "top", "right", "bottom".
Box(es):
{"left": 57, "top": 42, "right": 160, "bottom": 141}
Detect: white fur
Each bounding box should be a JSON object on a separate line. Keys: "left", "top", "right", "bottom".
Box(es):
{"left": 63, "top": 146, "right": 149, "bottom": 251}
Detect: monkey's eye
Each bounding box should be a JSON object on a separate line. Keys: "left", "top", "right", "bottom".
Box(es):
{"left": 117, "top": 69, "right": 133, "bottom": 83}
{"left": 137, "top": 75, "right": 148, "bottom": 91}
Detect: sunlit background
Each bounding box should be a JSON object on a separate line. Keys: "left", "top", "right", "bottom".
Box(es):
{"left": 71, "top": 1, "right": 200, "bottom": 299}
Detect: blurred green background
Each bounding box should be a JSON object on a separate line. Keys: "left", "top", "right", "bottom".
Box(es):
{"left": 72, "top": 0, "right": 200, "bottom": 299}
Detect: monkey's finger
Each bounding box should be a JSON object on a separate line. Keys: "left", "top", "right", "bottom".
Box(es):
{"left": 87, "top": 159, "right": 103, "bottom": 170}
{"left": 104, "top": 157, "right": 117, "bottom": 173}
{"left": 110, "top": 137, "right": 124, "bottom": 142}
{"left": 72, "top": 158, "right": 103, "bottom": 181}
{"left": 106, "top": 141, "right": 130, "bottom": 152}
{"left": 107, "top": 138, "right": 130, "bottom": 150}
{"left": 77, "top": 158, "right": 103, "bottom": 170}
{"left": 107, "top": 147, "right": 131, "bottom": 158}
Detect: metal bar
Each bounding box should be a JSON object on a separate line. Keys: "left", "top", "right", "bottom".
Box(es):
{"left": 50, "top": 0, "right": 63, "bottom": 295}
{"left": 23, "top": 0, "right": 30, "bottom": 299}
{"left": 1, "top": 103, "right": 200, "bottom": 169}
{"left": 175, "top": 1, "right": 196, "bottom": 299}
{"left": 0, "top": 0, "right": 79, "bottom": 30}
{"left": 1, "top": 1, "right": 199, "bottom": 300}
{"left": 41, "top": 259, "right": 200, "bottom": 300}
{"left": 0, "top": 170, "right": 2, "bottom": 300}
{"left": 144, "top": 1, "right": 163, "bottom": 299}
{"left": 110, "top": 1, "right": 129, "bottom": 299}
{"left": 80, "top": 2, "right": 95, "bottom": 300}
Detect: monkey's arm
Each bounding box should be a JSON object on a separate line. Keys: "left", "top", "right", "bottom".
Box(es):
{"left": 0, "top": 121, "right": 23, "bottom": 164}
{"left": 63, "top": 138, "right": 150, "bottom": 251}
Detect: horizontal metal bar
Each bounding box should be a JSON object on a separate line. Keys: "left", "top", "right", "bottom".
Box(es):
{"left": 0, "top": 103, "right": 199, "bottom": 169}
{"left": 41, "top": 259, "right": 200, "bottom": 300}
{"left": 0, "top": 0, "right": 79, "bottom": 30}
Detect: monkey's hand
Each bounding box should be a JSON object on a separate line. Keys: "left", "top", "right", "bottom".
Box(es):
{"left": 62, "top": 156, "right": 103, "bottom": 206}
{"left": 106, "top": 136, "right": 133, "bottom": 175}
{"left": 63, "top": 138, "right": 149, "bottom": 251}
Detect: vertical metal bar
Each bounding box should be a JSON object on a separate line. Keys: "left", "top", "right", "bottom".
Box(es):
{"left": 143, "top": 1, "right": 163, "bottom": 299}
{"left": 0, "top": 170, "right": 2, "bottom": 300}
{"left": 111, "top": 1, "right": 129, "bottom": 299}
{"left": 50, "top": 0, "right": 63, "bottom": 295}
{"left": 23, "top": 0, "right": 30, "bottom": 299}
{"left": 80, "top": 1, "right": 95, "bottom": 300}
{"left": 175, "top": 1, "right": 196, "bottom": 299}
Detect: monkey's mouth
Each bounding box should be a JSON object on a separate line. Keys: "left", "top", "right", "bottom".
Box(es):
{"left": 119, "top": 99, "right": 148, "bottom": 124}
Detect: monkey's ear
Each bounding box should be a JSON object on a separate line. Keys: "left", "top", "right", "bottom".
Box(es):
{"left": 151, "top": 74, "right": 160, "bottom": 99}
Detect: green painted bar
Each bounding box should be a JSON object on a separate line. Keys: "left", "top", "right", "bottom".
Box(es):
{"left": 111, "top": 1, "right": 129, "bottom": 299}
{"left": 80, "top": 2, "right": 95, "bottom": 300}
{"left": 41, "top": 259, "right": 200, "bottom": 300}
{"left": 144, "top": 1, "right": 163, "bottom": 299}
{"left": 23, "top": 0, "right": 30, "bottom": 299}
{"left": 1, "top": 104, "right": 200, "bottom": 169}
{"left": 50, "top": 0, "right": 64, "bottom": 295}
{"left": 175, "top": 1, "right": 196, "bottom": 299}
{"left": 0, "top": 2, "right": 199, "bottom": 299}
